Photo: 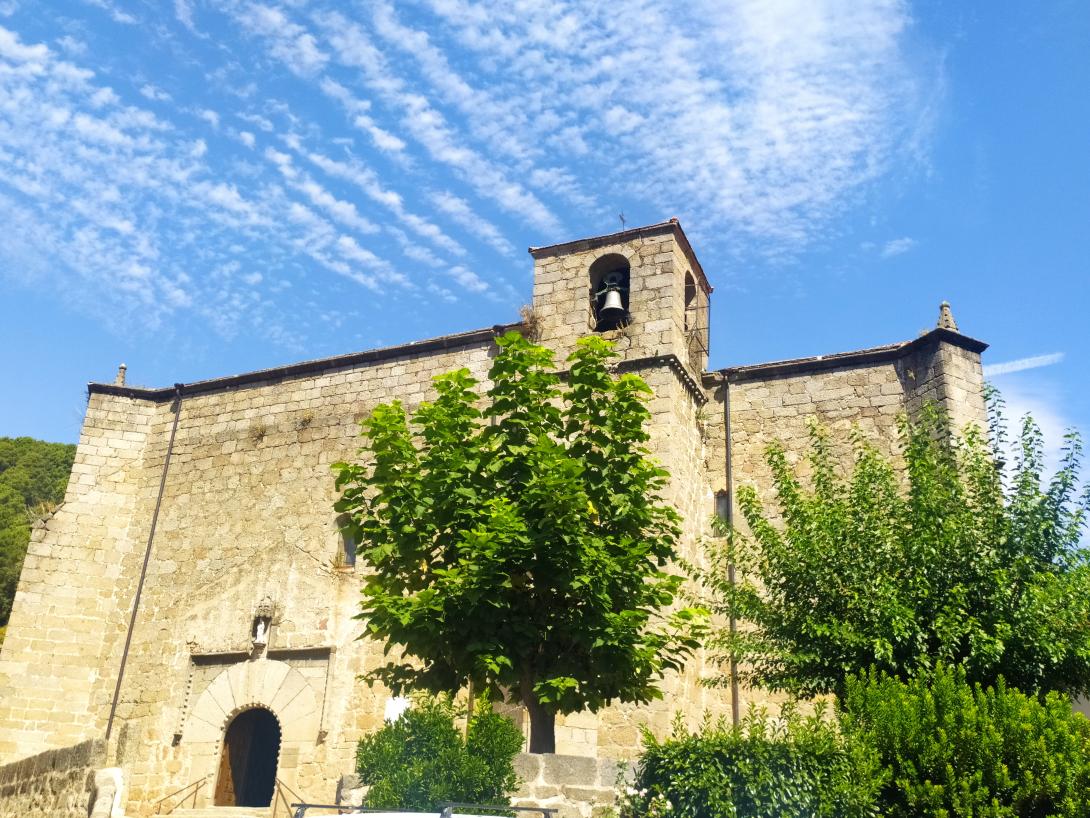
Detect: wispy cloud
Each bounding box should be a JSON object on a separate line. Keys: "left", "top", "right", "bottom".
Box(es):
{"left": 412, "top": 0, "right": 923, "bottom": 246}
{"left": 881, "top": 237, "right": 916, "bottom": 257}
{"left": 0, "top": 0, "right": 939, "bottom": 356}
{"left": 302, "top": 148, "right": 467, "bottom": 257}
{"left": 0, "top": 22, "right": 419, "bottom": 347}
{"left": 319, "top": 78, "right": 407, "bottom": 157}
{"left": 265, "top": 146, "right": 379, "bottom": 235}
{"left": 82, "top": 0, "right": 136, "bottom": 25}
{"left": 174, "top": 0, "right": 198, "bottom": 33}
{"left": 236, "top": 3, "right": 328, "bottom": 77}
{"left": 311, "top": 9, "right": 564, "bottom": 233}
{"left": 139, "top": 83, "right": 172, "bottom": 102}
{"left": 993, "top": 376, "right": 1079, "bottom": 480}
{"left": 429, "top": 190, "right": 517, "bottom": 258}
{"left": 984, "top": 352, "right": 1065, "bottom": 378}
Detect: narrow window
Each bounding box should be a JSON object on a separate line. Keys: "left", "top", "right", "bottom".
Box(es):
{"left": 336, "top": 513, "right": 357, "bottom": 568}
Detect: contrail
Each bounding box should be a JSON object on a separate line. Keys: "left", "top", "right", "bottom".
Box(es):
{"left": 983, "top": 352, "right": 1064, "bottom": 377}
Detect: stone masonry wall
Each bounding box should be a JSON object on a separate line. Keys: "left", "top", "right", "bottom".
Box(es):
{"left": 0, "top": 317, "right": 728, "bottom": 815}
{"left": 701, "top": 334, "right": 987, "bottom": 715}
{"left": 96, "top": 336, "right": 718, "bottom": 813}
{"left": 531, "top": 224, "right": 710, "bottom": 377}
{"left": 336, "top": 752, "right": 633, "bottom": 818}
{"left": 0, "top": 738, "right": 105, "bottom": 818}
{"left": 513, "top": 752, "right": 634, "bottom": 818}
{"left": 903, "top": 338, "right": 988, "bottom": 433}
{"left": 108, "top": 339, "right": 502, "bottom": 812}
{"left": 0, "top": 217, "right": 988, "bottom": 816}
{"left": 723, "top": 359, "right": 909, "bottom": 502}
{"left": 0, "top": 393, "right": 160, "bottom": 759}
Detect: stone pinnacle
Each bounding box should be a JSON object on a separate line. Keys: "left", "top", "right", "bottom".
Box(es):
{"left": 937, "top": 301, "right": 958, "bottom": 332}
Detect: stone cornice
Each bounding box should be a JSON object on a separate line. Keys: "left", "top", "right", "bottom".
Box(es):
{"left": 529, "top": 218, "right": 713, "bottom": 295}
{"left": 615, "top": 354, "right": 708, "bottom": 406}
{"left": 703, "top": 327, "right": 988, "bottom": 386}
{"left": 88, "top": 322, "right": 525, "bottom": 402}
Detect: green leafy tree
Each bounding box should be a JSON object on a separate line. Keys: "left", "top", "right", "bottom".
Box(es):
{"left": 0, "top": 437, "right": 76, "bottom": 628}
{"left": 356, "top": 695, "right": 524, "bottom": 809}
{"left": 841, "top": 666, "right": 1090, "bottom": 817}
{"left": 702, "top": 401, "right": 1090, "bottom": 699}
{"left": 334, "top": 332, "right": 702, "bottom": 752}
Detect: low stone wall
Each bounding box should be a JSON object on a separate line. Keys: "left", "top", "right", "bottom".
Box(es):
{"left": 338, "top": 752, "right": 634, "bottom": 818}
{"left": 0, "top": 738, "right": 107, "bottom": 818}
{"left": 513, "top": 753, "right": 634, "bottom": 818}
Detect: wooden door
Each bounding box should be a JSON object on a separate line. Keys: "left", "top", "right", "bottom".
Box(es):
{"left": 213, "top": 727, "right": 236, "bottom": 805}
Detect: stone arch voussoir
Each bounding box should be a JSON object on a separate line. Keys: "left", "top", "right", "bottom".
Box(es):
{"left": 184, "top": 659, "right": 320, "bottom": 745}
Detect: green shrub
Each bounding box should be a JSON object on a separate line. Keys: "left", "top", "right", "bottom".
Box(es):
{"left": 841, "top": 666, "right": 1090, "bottom": 817}
{"left": 620, "top": 706, "right": 883, "bottom": 818}
{"left": 356, "top": 695, "right": 524, "bottom": 810}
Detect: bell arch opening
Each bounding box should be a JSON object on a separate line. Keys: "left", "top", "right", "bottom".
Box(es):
{"left": 683, "top": 270, "right": 708, "bottom": 372}
{"left": 214, "top": 706, "right": 282, "bottom": 807}
{"left": 588, "top": 253, "right": 630, "bottom": 331}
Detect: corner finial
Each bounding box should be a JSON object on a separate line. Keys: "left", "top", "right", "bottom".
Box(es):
{"left": 115, "top": 363, "right": 127, "bottom": 386}
{"left": 937, "top": 301, "right": 958, "bottom": 332}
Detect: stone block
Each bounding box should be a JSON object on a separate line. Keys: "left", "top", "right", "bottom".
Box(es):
{"left": 527, "top": 784, "right": 562, "bottom": 799}
{"left": 561, "top": 785, "right": 614, "bottom": 804}
{"left": 337, "top": 773, "right": 366, "bottom": 806}
{"left": 542, "top": 753, "right": 597, "bottom": 787}
{"left": 514, "top": 752, "right": 543, "bottom": 785}
{"left": 597, "top": 758, "right": 635, "bottom": 788}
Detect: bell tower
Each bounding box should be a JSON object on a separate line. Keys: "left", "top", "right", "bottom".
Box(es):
{"left": 528, "top": 219, "right": 712, "bottom": 375}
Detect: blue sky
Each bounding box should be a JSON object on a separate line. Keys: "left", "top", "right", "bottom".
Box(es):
{"left": 0, "top": 1, "right": 1087, "bottom": 462}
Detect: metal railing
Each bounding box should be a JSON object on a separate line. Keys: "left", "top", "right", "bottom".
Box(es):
{"left": 286, "top": 803, "right": 557, "bottom": 818}
{"left": 288, "top": 803, "right": 361, "bottom": 817}
{"left": 273, "top": 777, "right": 311, "bottom": 818}
{"left": 440, "top": 803, "right": 557, "bottom": 818}
{"left": 685, "top": 325, "right": 709, "bottom": 374}
{"left": 152, "top": 774, "right": 209, "bottom": 814}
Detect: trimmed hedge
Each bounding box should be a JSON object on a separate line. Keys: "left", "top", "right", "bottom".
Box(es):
{"left": 620, "top": 707, "right": 883, "bottom": 818}
{"left": 356, "top": 696, "right": 524, "bottom": 810}
{"left": 841, "top": 667, "right": 1090, "bottom": 817}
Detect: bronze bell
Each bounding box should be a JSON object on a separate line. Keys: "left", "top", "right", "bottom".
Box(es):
{"left": 600, "top": 287, "right": 625, "bottom": 319}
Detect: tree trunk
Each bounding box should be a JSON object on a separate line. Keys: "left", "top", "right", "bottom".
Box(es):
{"left": 525, "top": 696, "right": 556, "bottom": 753}
{"left": 521, "top": 673, "right": 556, "bottom": 753}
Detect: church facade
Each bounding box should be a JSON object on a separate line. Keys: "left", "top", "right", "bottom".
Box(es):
{"left": 0, "top": 220, "right": 987, "bottom": 813}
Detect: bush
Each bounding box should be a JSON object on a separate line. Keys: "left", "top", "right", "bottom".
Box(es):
{"left": 356, "top": 695, "right": 524, "bottom": 810}
{"left": 620, "top": 707, "right": 884, "bottom": 818}
{"left": 841, "top": 666, "right": 1090, "bottom": 817}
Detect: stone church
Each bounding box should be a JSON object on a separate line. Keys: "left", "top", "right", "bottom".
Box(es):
{"left": 0, "top": 220, "right": 987, "bottom": 814}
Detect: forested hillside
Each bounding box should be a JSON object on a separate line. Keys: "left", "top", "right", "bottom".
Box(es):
{"left": 0, "top": 437, "right": 77, "bottom": 636}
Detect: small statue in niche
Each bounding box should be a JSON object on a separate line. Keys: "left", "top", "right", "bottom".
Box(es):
{"left": 253, "top": 617, "right": 269, "bottom": 647}
{"left": 252, "top": 595, "right": 275, "bottom": 650}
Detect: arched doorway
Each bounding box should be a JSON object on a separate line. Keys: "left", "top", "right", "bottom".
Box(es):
{"left": 214, "top": 707, "right": 281, "bottom": 807}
